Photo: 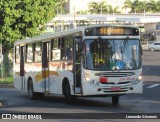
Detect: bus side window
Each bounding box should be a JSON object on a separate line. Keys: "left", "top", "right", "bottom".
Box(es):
{"left": 26, "top": 44, "right": 33, "bottom": 62}
{"left": 15, "top": 46, "right": 20, "bottom": 64}
{"left": 61, "top": 36, "right": 73, "bottom": 60}
{"left": 34, "top": 42, "right": 42, "bottom": 62}
{"left": 51, "top": 38, "right": 61, "bottom": 61}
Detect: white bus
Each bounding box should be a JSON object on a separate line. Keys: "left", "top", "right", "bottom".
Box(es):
{"left": 14, "top": 24, "right": 143, "bottom": 104}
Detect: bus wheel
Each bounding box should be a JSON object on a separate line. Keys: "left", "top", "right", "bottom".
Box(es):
{"left": 28, "top": 81, "right": 44, "bottom": 100}
{"left": 112, "top": 96, "right": 119, "bottom": 105}
{"left": 65, "top": 82, "right": 76, "bottom": 104}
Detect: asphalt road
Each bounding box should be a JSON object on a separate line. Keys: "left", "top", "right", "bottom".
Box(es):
{"left": 142, "top": 51, "right": 160, "bottom": 83}
{"left": 0, "top": 51, "right": 160, "bottom": 121}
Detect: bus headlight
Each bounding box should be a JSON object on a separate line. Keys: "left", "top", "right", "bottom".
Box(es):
{"left": 83, "top": 71, "right": 99, "bottom": 86}
{"left": 85, "top": 77, "right": 90, "bottom": 81}
{"left": 138, "top": 75, "right": 143, "bottom": 80}
{"left": 84, "top": 71, "right": 91, "bottom": 81}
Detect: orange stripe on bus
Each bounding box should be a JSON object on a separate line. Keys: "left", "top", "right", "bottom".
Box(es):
{"left": 35, "top": 70, "right": 59, "bottom": 82}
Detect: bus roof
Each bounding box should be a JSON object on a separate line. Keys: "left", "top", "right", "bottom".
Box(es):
{"left": 14, "top": 24, "right": 139, "bottom": 46}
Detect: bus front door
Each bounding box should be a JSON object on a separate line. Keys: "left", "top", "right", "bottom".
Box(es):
{"left": 20, "top": 46, "right": 25, "bottom": 90}
{"left": 42, "top": 42, "right": 50, "bottom": 92}
{"left": 74, "top": 38, "right": 82, "bottom": 94}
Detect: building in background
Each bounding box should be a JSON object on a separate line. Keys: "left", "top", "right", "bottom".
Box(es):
{"left": 45, "top": 0, "right": 160, "bottom": 41}
{"left": 144, "top": 23, "right": 160, "bottom": 41}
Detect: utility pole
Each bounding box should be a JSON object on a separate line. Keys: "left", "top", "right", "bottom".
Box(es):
{"left": 144, "top": 10, "right": 146, "bottom": 16}
{"left": 61, "top": 3, "right": 63, "bottom": 31}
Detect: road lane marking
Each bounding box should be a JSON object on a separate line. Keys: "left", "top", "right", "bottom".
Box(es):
{"left": 147, "top": 84, "right": 160, "bottom": 88}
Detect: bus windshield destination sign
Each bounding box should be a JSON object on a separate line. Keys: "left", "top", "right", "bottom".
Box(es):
{"left": 85, "top": 27, "right": 139, "bottom": 36}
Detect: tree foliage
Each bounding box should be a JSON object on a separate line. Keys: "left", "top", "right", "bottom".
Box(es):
{"left": 88, "top": 1, "right": 108, "bottom": 14}
{"left": 77, "top": 10, "right": 88, "bottom": 15}
{"left": 0, "top": 0, "right": 56, "bottom": 52}
{"left": 88, "top": 1, "right": 120, "bottom": 14}
{"left": 0, "top": 0, "right": 57, "bottom": 77}
{"left": 108, "top": 5, "right": 121, "bottom": 14}
{"left": 123, "top": 0, "right": 160, "bottom": 13}
{"left": 54, "top": 0, "right": 67, "bottom": 14}
{"left": 147, "top": 0, "right": 160, "bottom": 12}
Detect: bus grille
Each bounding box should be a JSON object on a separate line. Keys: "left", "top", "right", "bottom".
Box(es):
{"left": 100, "top": 81, "right": 131, "bottom": 85}
{"left": 95, "top": 72, "right": 135, "bottom": 77}
{"left": 101, "top": 87, "right": 130, "bottom": 93}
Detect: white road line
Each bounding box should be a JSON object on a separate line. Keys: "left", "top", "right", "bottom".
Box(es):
{"left": 147, "top": 84, "right": 160, "bottom": 88}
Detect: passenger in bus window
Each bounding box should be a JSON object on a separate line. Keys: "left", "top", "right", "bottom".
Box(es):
{"left": 113, "top": 49, "right": 122, "bottom": 60}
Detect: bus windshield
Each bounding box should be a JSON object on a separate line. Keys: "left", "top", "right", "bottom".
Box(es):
{"left": 83, "top": 39, "right": 141, "bottom": 71}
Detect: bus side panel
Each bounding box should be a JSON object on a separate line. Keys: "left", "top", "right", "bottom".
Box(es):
{"left": 49, "top": 61, "right": 74, "bottom": 95}
{"left": 14, "top": 63, "right": 22, "bottom": 90}
{"left": 49, "top": 62, "right": 61, "bottom": 94}
{"left": 24, "top": 63, "right": 33, "bottom": 92}
{"left": 32, "top": 63, "right": 44, "bottom": 93}
{"left": 25, "top": 63, "right": 44, "bottom": 93}
{"left": 14, "top": 46, "right": 23, "bottom": 90}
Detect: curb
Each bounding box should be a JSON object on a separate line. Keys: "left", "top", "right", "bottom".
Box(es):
{"left": 0, "top": 84, "right": 14, "bottom": 88}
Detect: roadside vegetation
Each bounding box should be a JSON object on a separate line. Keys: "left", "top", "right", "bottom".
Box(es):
{"left": 0, "top": 0, "right": 58, "bottom": 79}
{"left": 123, "top": 0, "right": 160, "bottom": 13}
{"left": 0, "top": 75, "right": 13, "bottom": 84}
{"left": 77, "top": 0, "right": 160, "bottom": 14}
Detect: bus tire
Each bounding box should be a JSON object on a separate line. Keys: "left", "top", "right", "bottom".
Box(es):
{"left": 65, "top": 82, "right": 76, "bottom": 104}
{"left": 112, "top": 96, "right": 119, "bottom": 105}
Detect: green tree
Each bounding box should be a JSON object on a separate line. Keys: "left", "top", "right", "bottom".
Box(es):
{"left": 0, "top": 0, "right": 56, "bottom": 77}
{"left": 107, "top": 5, "right": 121, "bottom": 14}
{"left": 88, "top": 1, "right": 108, "bottom": 14}
{"left": 123, "top": 0, "right": 147, "bottom": 13}
{"left": 123, "top": 0, "right": 133, "bottom": 11}
{"left": 77, "top": 10, "right": 88, "bottom": 15}
{"left": 88, "top": 1, "right": 121, "bottom": 14}
{"left": 54, "top": 0, "right": 67, "bottom": 14}
{"left": 147, "top": 0, "right": 160, "bottom": 12}
{"left": 138, "top": 1, "right": 147, "bottom": 13}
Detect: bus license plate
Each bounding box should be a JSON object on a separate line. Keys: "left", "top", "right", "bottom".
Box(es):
{"left": 111, "top": 87, "right": 121, "bottom": 91}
